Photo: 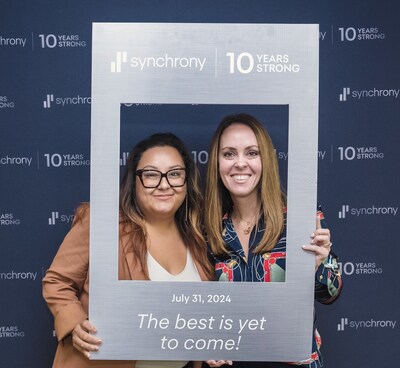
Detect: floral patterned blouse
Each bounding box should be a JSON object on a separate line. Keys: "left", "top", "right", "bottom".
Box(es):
{"left": 209, "top": 209, "right": 342, "bottom": 367}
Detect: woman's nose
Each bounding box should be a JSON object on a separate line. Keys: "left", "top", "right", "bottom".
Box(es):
{"left": 157, "top": 175, "right": 171, "bottom": 189}
{"left": 234, "top": 154, "right": 247, "bottom": 168}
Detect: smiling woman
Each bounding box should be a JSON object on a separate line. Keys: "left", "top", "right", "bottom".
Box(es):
{"left": 204, "top": 113, "right": 342, "bottom": 368}
{"left": 135, "top": 146, "right": 187, "bottom": 222}
{"left": 118, "top": 134, "right": 214, "bottom": 282}
{"left": 42, "top": 133, "right": 214, "bottom": 368}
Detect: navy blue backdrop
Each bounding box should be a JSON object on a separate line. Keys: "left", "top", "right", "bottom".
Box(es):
{"left": 1, "top": 1, "right": 399, "bottom": 367}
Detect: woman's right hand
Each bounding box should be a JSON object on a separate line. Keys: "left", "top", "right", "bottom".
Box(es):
{"left": 71, "top": 320, "right": 102, "bottom": 358}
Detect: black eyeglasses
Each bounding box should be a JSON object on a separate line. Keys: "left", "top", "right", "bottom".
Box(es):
{"left": 135, "top": 168, "right": 188, "bottom": 188}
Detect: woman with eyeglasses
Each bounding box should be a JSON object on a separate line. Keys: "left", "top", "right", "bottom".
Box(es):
{"left": 42, "top": 133, "right": 214, "bottom": 368}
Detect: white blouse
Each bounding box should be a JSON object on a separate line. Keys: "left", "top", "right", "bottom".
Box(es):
{"left": 135, "top": 249, "right": 201, "bottom": 368}
{"left": 147, "top": 249, "right": 201, "bottom": 282}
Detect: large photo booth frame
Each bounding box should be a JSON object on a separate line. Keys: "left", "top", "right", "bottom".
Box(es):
{"left": 90, "top": 23, "right": 319, "bottom": 361}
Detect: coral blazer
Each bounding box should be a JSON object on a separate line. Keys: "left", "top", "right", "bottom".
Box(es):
{"left": 42, "top": 212, "right": 210, "bottom": 368}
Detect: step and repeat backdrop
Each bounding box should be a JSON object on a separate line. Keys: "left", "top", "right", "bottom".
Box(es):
{"left": 1, "top": 1, "right": 399, "bottom": 367}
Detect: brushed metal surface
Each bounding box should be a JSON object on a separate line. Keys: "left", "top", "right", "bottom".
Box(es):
{"left": 90, "top": 23, "right": 319, "bottom": 361}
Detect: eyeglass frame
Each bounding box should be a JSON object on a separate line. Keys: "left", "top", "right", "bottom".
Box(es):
{"left": 135, "top": 168, "right": 188, "bottom": 188}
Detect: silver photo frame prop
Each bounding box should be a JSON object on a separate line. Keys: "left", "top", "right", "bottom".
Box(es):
{"left": 90, "top": 23, "right": 319, "bottom": 361}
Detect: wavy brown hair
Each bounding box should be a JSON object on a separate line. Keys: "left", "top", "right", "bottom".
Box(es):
{"left": 119, "top": 133, "right": 213, "bottom": 279}
{"left": 205, "top": 114, "right": 286, "bottom": 255}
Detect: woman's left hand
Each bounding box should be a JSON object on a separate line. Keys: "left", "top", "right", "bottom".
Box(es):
{"left": 302, "top": 216, "right": 331, "bottom": 271}
{"left": 206, "top": 360, "right": 233, "bottom": 367}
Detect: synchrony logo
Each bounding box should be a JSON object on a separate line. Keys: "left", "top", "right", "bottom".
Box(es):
{"left": 276, "top": 150, "right": 327, "bottom": 161}
{"left": 338, "top": 205, "right": 349, "bottom": 219}
{"left": 339, "top": 87, "right": 399, "bottom": 102}
{"left": 0, "top": 155, "right": 32, "bottom": 166}
{"left": 0, "top": 35, "right": 27, "bottom": 47}
{"left": 43, "top": 94, "right": 54, "bottom": 108}
{"left": 337, "top": 317, "right": 396, "bottom": 332}
{"left": 110, "top": 51, "right": 207, "bottom": 73}
{"left": 120, "top": 152, "right": 130, "bottom": 166}
{"left": 339, "top": 88, "right": 350, "bottom": 101}
{"left": 0, "top": 271, "right": 38, "bottom": 281}
{"left": 338, "top": 204, "right": 398, "bottom": 219}
{"left": 111, "top": 51, "right": 128, "bottom": 73}
{"left": 337, "top": 318, "right": 348, "bottom": 331}
{"left": 48, "top": 211, "right": 74, "bottom": 225}
{"left": 42, "top": 94, "right": 91, "bottom": 108}
{"left": 48, "top": 211, "right": 59, "bottom": 225}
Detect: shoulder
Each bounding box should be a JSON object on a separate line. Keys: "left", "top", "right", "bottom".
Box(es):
{"left": 72, "top": 202, "right": 90, "bottom": 226}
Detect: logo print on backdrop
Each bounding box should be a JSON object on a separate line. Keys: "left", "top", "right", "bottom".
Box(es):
{"left": 314, "top": 28, "right": 385, "bottom": 44}
{"left": 338, "top": 261, "right": 383, "bottom": 276}
{"left": 339, "top": 87, "right": 400, "bottom": 102}
{"left": 337, "top": 318, "right": 348, "bottom": 331}
{"left": 337, "top": 146, "right": 384, "bottom": 160}
{"left": 0, "top": 36, "right": 27, "bottom": 47}
{"left": 43, "top": 153, "right": 90, "bottom": 167}
{"left": 0, "top": 155, "right": 32, "bottom": 166}
{"left": 338, "top": 27, "right": 386, "bottom": 42}
{"left": 38, "top": 34, "right": 87, "bottom": 48}
{"left": 339, "top": 87, "right": 350, "bottom": 101}
{"left": 0, "top": 96, "right": 15, "bottom": 108}
{"left": 319, "top": 31, "right": 327, "bottom": 41}
{"left": 337, "top": 318, "right": 397, "bottom": 331}
{"left": 338, "top": 205, "right": 349, "bottom": 219}
{"left": 120, "top": 152, "right": 129, "bottom": 166}
{"left": 0, "top": 271, "right": 38, "bottom": 281}
{"left": 276, "top": 150, "right": 326, "bottom": 161}
{"left": 48, "top": 211, "right": 59, "bottom": 225}
{"left": 0, "top": 326, "right": 25, "bottom": 338}
{"left": 42, "top": 94, "right": 91, "bottom": 108}
{"left": 48, "top": 212, "right": 74, "bottom": 225}
{"left": 111, "top": 51, "right": 128, "bottom": 73}
{"left": 0, "top": 213, "right": 21, "bottom": 226}
{"left": 338, "top": 204, "right": 398, "bottom": 219}
{"left": 43, "top": 94, "right": 54, "bottom": 108}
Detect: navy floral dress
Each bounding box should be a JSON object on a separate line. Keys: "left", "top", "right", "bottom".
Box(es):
{"left": 209, "top": 209, "right": 342, "bottom": 368}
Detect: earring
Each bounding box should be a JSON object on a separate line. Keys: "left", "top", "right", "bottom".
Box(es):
{"left": 185, "top": 196, "right": 189, "bottom": 223}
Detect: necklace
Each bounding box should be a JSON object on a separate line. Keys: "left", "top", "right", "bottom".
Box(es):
{"left": 242, "top": 220, "right": 253, "bottom": 235}
{"left": 233, "top": 213, "right": 258, "bottom": 235}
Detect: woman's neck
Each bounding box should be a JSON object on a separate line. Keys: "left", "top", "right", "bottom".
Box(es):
{"left": 231, "top": 195, "right": 260, "bottom": 221}
{"left": 145, "top": 217, "right": 178, "bottom": 233}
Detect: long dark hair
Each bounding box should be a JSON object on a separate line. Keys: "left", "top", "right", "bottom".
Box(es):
{"left": 119, "top": 133, "right": 213, "bottom": 279}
